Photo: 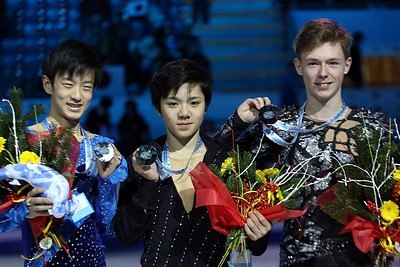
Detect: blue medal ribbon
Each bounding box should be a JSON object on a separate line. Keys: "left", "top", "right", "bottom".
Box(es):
{"left": 262, "top": 101, "right": 348, "bottom": 147}
{"left": 156, "top": 138, "right": 204, "bottom": 180}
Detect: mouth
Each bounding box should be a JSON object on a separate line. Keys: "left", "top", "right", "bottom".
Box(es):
{"left": 177, "top": 122, "right": 192, "bottom": 129}
{"left": 315, "top": 81, "right": 332, "bottom": 88}
{"left": 67, "top": 103, "right": 83, "bottom": 111}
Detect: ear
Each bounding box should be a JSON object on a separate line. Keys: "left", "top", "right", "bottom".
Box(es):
{"left": 344, "top": 57, "right": 352, "bottom": 74}
{"left": 293, "top": 58, "right": 303, "bottom": 75}
{"left": 42, "top": 75, "right": 53, "bottom": 95}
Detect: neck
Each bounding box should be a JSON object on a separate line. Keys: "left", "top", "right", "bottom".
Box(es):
{"left": 304, "top": 98, "right": 344, "bottom": 121}
{"left": 166, "top": 131, "right": 201, "bottom": 153}
{"left": 46, "top": 116, "right": 82, "bottom": 138}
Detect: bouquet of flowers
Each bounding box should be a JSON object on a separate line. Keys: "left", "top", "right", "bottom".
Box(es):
{"left": 317, "top": 120, "right": 400, "bottom": 267}
{"left": 0, "top": 87, "right": 80, "bottom": 264}
{"left": 190, "top": 148, "right": 313, "bottom": 267}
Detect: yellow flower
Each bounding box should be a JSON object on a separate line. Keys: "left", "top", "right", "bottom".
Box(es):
{"left": 256, "top": 169, "right": 266, "bottom": 184}
{"left": 221, "top": 157, "right": 234, "bottom": 175}
{"left": 264, "top": 167, "right": 279, "bottom": 178}
{"left": 393, "top": 169, "right": 400, "bottom": 180}
{"left": 275, "top": 187, "right": 284, "bottom": 202}
{"left": 0, "top": 136, "right": 6, "bottom": 153}
{"left": 19, "top": 151, "right": 40, "bottom": 164}
{"left": 381, "top": 200, "right": 399, "bottom": 224}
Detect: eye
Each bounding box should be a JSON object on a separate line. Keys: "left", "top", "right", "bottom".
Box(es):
{"left": 191, "top": 101, "right": 201, "bottom": 107}
{"left": 307, "top": 62, "right": 318, "bottom": 66}
{"left": 166, "top": 101, "right": 178, "bottom": 107}
{"left": 329, "top": 61, "right": 340, "bottom": 66}
{"left": 63, "top": 82, "right": 74, "bottom": 88}
{"left": 83, "top": 85, "right": 93, "bottom": 91}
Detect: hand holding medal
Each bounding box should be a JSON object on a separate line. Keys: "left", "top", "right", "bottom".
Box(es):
{"left": 135, "top": 145, "right": 158, "bottom": 165}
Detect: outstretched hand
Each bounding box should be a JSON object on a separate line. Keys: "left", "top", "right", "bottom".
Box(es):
{"left": 131, "top": 149, "right": 159, "bottom": 182}
{"left": 237, "top": 97, "right": 271, "bottom": 124}
{"left": 97, "top": 144, "right": 123, "bottom": 179}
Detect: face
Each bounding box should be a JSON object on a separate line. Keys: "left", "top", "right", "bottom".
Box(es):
{"left": 43, "top": 71, "right": 95, "bottom": 127}
{"left": 294, "top": 42, "right": 352, "bottom": 104}
{"left": 159, "top": 83, "right": 206, "bottom": 144}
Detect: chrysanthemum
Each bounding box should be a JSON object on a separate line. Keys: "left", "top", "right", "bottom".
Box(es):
{"left": 0, "top": 136, "right": 6, "bottom": 153}
{"left": 221, "top": 157, "right": 234, "bottom": 175}
{"left": 381, "top": 200, "right": 399, "bottom": 224}
{"left": 264, "top": 167, "right": 279, "bottom": 179}
{"left": 19, "top": 151, "right": 40, "bottom": 164}
{"left": 256, "top": 169, "right": 266, "bottom": 184}
{"left": 393, "top": 169, "right": 400, "bottom": 180}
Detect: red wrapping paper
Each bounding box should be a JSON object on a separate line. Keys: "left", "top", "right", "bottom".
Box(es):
{"left": 190, "top": 162, "right": 307, "bottom": 236}
{"left": 339, "top": 215, "right": 384, "bottom": 253}
{"left": 0, "top": 199, "right": 16, "bottom": 213}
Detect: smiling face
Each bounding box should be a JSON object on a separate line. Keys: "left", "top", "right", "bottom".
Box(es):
{"left": 294, "top": 42, "right": 352, "bottom": 105}
{"left": 159, "top": 83, "right": 206, "bottom": 144}
{"left": 44, "top": 71, "right": 95, "bottom": 128}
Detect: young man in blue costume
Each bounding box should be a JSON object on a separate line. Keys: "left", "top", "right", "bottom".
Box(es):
{"left": 113, "top": 59, "right": 271, "bottom": 266}
{"left": 0, "top": 39, "right": 128, "bottom": 266}
{"left": 214, "top": 19, "right": 385, "bottom": 266}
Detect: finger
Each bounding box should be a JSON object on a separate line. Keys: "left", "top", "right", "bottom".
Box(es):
{"left": 27, "top": 196, "right": 53, "bottom": 206}
{"left": 29, "top": 204, "right": 53, "bottom": 212}
{"left": 112, "top": 145, "right": 123, "bottom": 162}
{"left": 253, "top": 211, "right": 272, "bottom": 228}
{"left": 247, "top": 212, "right": 271, "bottom": 237}
{"left": 262, "top": 97, "right": 271, "bottom": 106}
{"left": 254, "top": 97, "right": 265, "bottom": 110}
{"left": 244, "top": 223, "right": 258, "bottom": 241}
{"left": 26, "top": 187, "right": 45, "bottom": 198}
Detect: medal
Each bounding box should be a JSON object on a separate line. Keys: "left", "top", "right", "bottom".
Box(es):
{"left": 136, "top": 145, "right": 158, "bottom": 165}
{"left": 93, "top": 142, "right": 114, "bottom": 162}
{"left": 259, "top": 105, "right": 279, "bottom": 125}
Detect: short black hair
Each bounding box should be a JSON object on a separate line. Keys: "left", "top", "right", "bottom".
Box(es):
{"left": 42, "top": 39, "right": 103, "bottom": 88}
{"left": 150, "top": 59, "right": 212, "bottom": 113}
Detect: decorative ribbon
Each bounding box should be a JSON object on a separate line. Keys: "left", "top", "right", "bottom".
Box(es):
{"left": 339, "top": 215, "right": 384, "bottom": 253}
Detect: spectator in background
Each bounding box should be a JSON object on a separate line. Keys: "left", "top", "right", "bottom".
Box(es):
{"left": 280, "top": 61, "right": 301, "bottom": 107}
{"left": 117, "top": 99, "right": 150, "bottom": 158}
{"left": 0, "top": 0, "right": 7, "bottom": 40}
{"left": 192, "top": 0, "right": 210, "bottom": 24}
{"left": 85, "top": 96, "right": 112, "bottom": 136}
{"left": 80, "top": 0, "right": 112, "bottom": 57}
{"left": 176, "top": 25, "right": 210, "bottom": 73}
{"left": 347, "top": 31, "right": 364, "bottom": 88}
{"left": 125, "top": 21, "right": 172, "bottom": 94}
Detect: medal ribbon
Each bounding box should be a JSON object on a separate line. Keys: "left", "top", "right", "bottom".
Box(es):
{"left": 262, "top": 101, "right": 348, "bottom": 147}
{"left": 157, "top": 138, "right": 204, "bottom": 180}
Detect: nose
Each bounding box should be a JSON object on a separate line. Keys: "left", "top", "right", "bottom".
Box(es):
{"left": 70, "top": 86, "right": 82, "bottom": 101}
{"left": 178, "top": 104, "right": 190, "bottom": 119}
{"left": 319, "top": 64, "right": 328, "bottom": 77}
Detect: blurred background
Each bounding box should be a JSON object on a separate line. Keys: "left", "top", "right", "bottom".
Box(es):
{"left": 0, "top": 0, "right": 399, "bottom": 266}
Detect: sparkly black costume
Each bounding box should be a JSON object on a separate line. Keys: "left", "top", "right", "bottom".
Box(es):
{"left": 214, "top": 107, "right": 386, "bottom": 267}
{"left": 113, "top": 132, "right": 268, "bottom": 267}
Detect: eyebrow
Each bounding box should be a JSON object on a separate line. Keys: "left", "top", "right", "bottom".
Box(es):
{"left": 59, "top": 76, "right": 94, "bottom": 84}
{"left": 165, "top": 95, "right": 203, "bottom": 101}
{"left": 304, "top": 57, "right": 343, "bottom": 62}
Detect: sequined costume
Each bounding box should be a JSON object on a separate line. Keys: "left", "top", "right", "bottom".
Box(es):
{"left": 214, "top": 107, "right": 386, "bottom": 267}
{"left": 113, "top": 133, "right": 269, "bottom": 267}
{"left": 0, "top": 133, "right": 128, "bottom": 267}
